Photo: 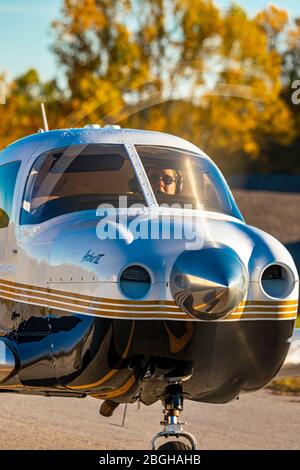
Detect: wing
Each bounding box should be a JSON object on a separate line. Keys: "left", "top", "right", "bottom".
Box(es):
{"left": 276, "top": 328, "right": 300, "bottom": 377}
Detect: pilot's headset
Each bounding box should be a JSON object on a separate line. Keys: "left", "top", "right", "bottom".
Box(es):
{"left": 174, "top": 169, "right": 183, "bottom": 195}
{"left": 129, "top": 168, "right": 183, "bottom": 194}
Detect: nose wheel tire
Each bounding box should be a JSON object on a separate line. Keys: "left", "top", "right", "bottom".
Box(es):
{"left": 157, "top": 440, "right": 192, "bottom": 450}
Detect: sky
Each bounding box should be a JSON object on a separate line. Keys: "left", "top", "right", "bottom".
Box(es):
{"left": 0, "top": 0, "right": 300, "bottom": 81}
{"left": 0, "top": 0, "right": 62, "bottom": 81}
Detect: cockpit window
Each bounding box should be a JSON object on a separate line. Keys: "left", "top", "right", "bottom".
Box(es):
{"left": 135, "top": 145, "right": 242, "bottom": 219}
{"left": 21, "top": 144, "right": 145, "bottom": 225}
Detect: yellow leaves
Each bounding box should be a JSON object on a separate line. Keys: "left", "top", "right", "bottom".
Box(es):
{"left": 61, "top": 76, "right": 125, "bottom": 127}
{"left": 145, "top": 107, "right": 168, "bottom": 132}
{"left": 194, "top": 3, "right": 294, "bottom": 163}
{"left": 243, "top": 139, "right": 259, "bottom": 158}
{"left": 198, "top": 94, "right": 259, "bottom": 156}
{"left": 256, "top": 4, "right": 289, "bottom": 36}
{"left": 255, "top": 5, "right": 289, "bottom": 53}
{"left": 222, "top": 5, "right": 268, "bottom": 64}
{"left": 63, "top": 0, "right": 107, "bottom": 32}
{"left": 0, "top": 70, "right": 65, "bottom": 149}
{"left": 260, "top": 99, "right": 295, "bottom": 146}
{"left": 1, "top": 0, "right": 299, "bottom": 175}
{"left": 288, "top": 28, "right": 300, "bottom": 49}
{"left": 142, "top": 25, "right": 157, "bottom": 43}
{"left": 180, "top": 0, "right": 222, "bottom": 51}
{"left": 287, "top": 20, "right": 300, "bottom": 49}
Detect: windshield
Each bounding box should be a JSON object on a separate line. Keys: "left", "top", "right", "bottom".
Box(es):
{"left": 21, "top": 144, "right": 145, "bottom": 225}
{"left": 136, "top": 145, "right": 242, "bottom": 219}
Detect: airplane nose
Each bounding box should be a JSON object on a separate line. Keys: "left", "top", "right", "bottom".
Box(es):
{"left": 170, "top": 244, "right": 248, "bottom": 320}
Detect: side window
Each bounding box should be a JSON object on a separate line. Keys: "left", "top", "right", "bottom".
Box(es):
{"left": 0, "top": 161, "right": 21, "bottom": 228}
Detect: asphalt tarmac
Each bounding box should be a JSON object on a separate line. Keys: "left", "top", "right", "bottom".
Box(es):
{"left": 0, "top": 389, "right": 299, "bottom": 450}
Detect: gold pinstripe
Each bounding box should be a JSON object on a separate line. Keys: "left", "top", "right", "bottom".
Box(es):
{"left": 0, "top": 278, "right": 176, "bottom": 305}
{"left": 240, "top": 300, "right": 298, "bottom": 306}
{"left": 0, "top": 285, "right": 181, "bottom": 312}
{"left": 0, "top": 278, "right": 297, "bottom": 321}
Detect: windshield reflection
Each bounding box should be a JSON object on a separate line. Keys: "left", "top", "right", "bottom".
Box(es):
{"left": 136, "top": 145, "right": 243, "bottom": 219}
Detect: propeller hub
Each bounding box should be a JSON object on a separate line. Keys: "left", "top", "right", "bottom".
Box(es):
{"left": 170, "top": 245, "right": 248, "bottom": 320}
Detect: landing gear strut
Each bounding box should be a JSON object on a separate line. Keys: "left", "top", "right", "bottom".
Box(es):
{"left": 151, "top": 383, "right": 198, "bottom": 450}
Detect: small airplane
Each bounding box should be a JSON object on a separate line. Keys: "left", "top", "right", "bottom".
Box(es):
{"left": 0, "top": 111, "right": 299, "bottom": 450}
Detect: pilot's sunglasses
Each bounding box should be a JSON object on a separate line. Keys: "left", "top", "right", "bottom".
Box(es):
{"left": 149, "top": 174, "right": 178, "bottom": 186}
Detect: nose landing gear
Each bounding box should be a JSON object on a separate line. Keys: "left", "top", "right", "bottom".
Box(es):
{"left": 151, "top": 383, "right": 198, "bottom": 450}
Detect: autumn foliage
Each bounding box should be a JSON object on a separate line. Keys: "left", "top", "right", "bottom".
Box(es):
{"left": 1, "top": 1, "right": 300, "bottom": 174}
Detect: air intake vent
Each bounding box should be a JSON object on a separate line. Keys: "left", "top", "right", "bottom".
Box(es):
{"left": 120, "top": 265, "right": 151, "bottom": 299}
{"left": 121, "top": 265, "right": 151, "bottom": 283}
{"left": 260, "top": 263, "right": 294, "bottom": 299}
{"left": 262, "top": 265, "right": 282, "bottom": 280}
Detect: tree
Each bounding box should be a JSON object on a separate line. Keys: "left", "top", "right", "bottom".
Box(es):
{"left": 50, "top": 0, "right": 294, "bottom": 174}
{"left": 1, "top": 0, "right": 297, "bottom": 174}
{"left": 193, "top": 4, "right": 294, "bottom": 171}
{"left": 0, "top": 69, "right": 63, "bottom": 149}
{"left": 280, "top": 17, "right": 300, "bottom": 174}
{"left": 256, "top": 4, "right": 289, "bottom": 50}
{"left": 52, "top": 0, "right": 222, "bottom": 127}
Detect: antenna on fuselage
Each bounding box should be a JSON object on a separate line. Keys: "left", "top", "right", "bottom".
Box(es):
{"left": 40, "top": 102, "right": 49, "bottom": 132}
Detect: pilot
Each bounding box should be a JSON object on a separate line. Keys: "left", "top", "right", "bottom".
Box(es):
{"left": 148, "top": 167, "right": 182, "bottom": 195}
